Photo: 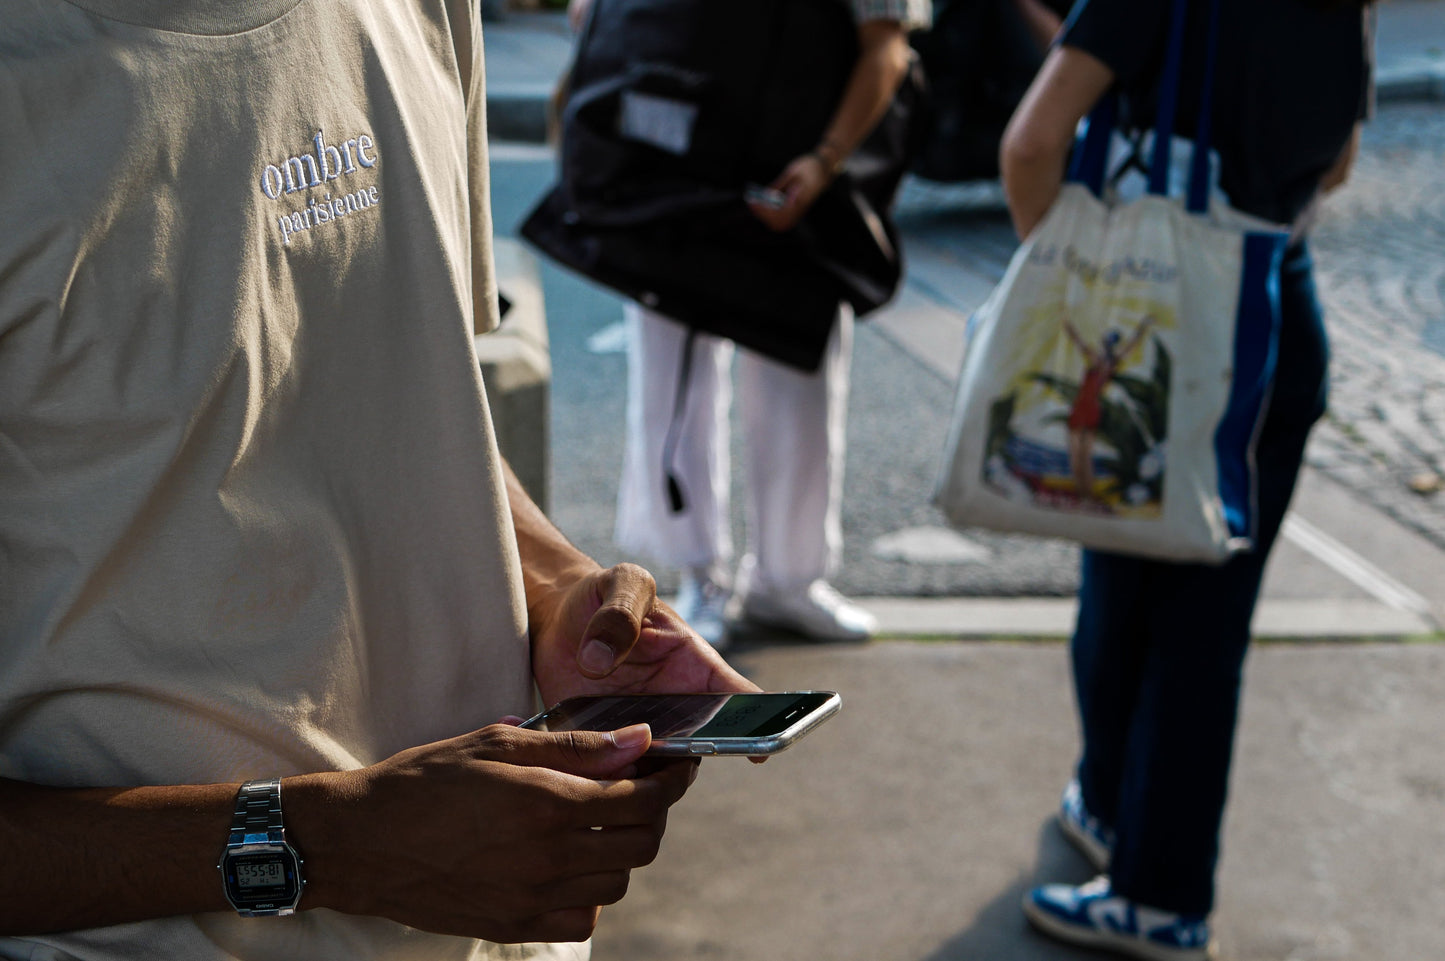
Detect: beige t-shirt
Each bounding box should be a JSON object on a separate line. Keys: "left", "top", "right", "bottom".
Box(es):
{"left": 0, "top": 0, "right": 576, "bottom": 958}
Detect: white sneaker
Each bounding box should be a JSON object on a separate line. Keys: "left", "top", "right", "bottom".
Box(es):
{"left": 1023, "top": 876, "right": 1215, "bottom": 961}
{"left": 673, "top": 568, "right": 732, "bottom": 650}
{"left": 739, "top": 580, "right": 877, "bottom": 642}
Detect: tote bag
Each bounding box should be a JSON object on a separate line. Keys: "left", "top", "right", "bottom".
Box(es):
{"left": 933, "top": 0, "right": 1290, "bottom": 564}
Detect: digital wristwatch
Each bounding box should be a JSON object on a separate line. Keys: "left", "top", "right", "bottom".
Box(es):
{"left": 217, "top": 778, "right": 304, "bottom": 917}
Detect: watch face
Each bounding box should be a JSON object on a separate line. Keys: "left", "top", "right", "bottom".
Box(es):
{"left": 222, "top": 848, "right": 301, "bottom": 914}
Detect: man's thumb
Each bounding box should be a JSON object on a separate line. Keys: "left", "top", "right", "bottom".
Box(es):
{"left": 517, "top": 723, "right": 653, "bottom": 777}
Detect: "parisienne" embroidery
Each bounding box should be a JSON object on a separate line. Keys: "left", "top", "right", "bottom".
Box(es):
{"left": 261, "top": 129, "right": 381, "bottom": 246}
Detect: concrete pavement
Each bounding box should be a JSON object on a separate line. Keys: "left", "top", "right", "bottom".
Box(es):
{"left": 590, "top": 639, "right": 1445, "bottom": 961}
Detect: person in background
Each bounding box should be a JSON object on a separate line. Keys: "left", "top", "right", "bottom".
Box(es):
{"left": 998, "top": 1, "right": 1373, "bottom": 958}
{"left": 588, "top": 0, "right": 932, "bottom": 650}
{"left": 0, "top": 1, "right": 755, "bottom": 957}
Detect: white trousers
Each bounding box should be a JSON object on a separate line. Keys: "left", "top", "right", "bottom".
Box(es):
{"left": 614, "top": 301, "right": 853, "bottom": 595}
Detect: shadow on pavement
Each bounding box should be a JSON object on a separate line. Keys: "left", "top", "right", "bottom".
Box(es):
{"left": 921, "top": 819, "right": 1103, "bottom": 961}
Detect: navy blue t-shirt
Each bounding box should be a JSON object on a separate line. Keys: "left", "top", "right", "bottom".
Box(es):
{"left": 1061, "top": 0, "right": 1373, "bottom": 224}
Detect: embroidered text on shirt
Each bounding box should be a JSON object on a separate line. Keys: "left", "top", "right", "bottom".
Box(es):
{"left": 261, "top": 130, "right": 382, "bottom": 246}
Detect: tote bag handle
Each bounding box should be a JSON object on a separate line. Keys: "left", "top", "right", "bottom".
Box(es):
{"left": 1066, "top": 0, "right": 1221, "bottom": 214}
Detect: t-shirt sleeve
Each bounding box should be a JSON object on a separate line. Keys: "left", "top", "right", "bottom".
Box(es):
{"left": 1058, "top": 0, "right": 1171, "bottom": 88}
{"left": 851, "top": 0, "right": 932, "bottom": 31}
{"left": 454, "top": 0, "right": 501, "bottom": 335}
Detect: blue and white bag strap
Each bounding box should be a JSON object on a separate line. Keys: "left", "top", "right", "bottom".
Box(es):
{"left": 1068, "top": 0, "right": 1222, "bottom": 210}
{"left": 1065, "top": 89, "right": 1117, "bottom": 197}
{"left": 1184, "top": 0, "right": 1223, "bottom": 214}
{"left": 1145, "top": 0, "right": 1191, "bottom": 198}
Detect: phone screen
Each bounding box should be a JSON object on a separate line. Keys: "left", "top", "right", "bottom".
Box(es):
{"left": 522, "top": 692, "right": 835, "bottom": 741}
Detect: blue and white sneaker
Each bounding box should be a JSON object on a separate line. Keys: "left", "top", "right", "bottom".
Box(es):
{"left": 1023, "top": 876, "right": 1215, "bottom": 961}
{"left": 1059, "top": 778, "right": 1114, "bottom": 870}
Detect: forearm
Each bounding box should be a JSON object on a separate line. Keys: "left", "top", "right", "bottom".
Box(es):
{"left": 750, "top": 21, "right": 914, "bottom": 230}
{"left": 1000, "top": 140, "right": 1068, "bottom": 241}
{"left": 815, "top": 22, "right": 913, "bottom": 166}
{"left": 2, "top": 727, "right": 691, "bottom": 944}
{"left": 0, "top": 778, "right": 233, "bottom": 933}
{"left": 0, "top": 772, "right": 367, "bottom": 935}
{"left": 503, "top": 459, "right": 601, "bottom": 623}
{"left": 1000, "top": 46, "right": 1115, "bottom": 240}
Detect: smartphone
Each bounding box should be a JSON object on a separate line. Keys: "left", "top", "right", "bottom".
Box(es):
{"left": 519, "top": 691, "right": 841, "bottom": 757}
{"left": 744, "top": 184, "right": 787, "bottom": 210}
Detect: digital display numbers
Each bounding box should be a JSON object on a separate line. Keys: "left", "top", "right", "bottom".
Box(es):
{"left": 236, "top": 859, "right": 286, "bottom": 889}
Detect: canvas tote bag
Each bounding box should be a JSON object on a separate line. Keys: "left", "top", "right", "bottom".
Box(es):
{"left": 933, "top": 0, "right": 1290, "bottom": 564}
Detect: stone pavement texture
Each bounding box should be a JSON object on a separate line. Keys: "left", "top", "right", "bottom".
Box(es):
{"left": 1306, "top": 101, "right": 1445, "bottom": 547}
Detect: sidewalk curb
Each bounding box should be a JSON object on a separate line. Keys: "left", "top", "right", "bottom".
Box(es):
{"left": 487, "top": 85, "right": 555, "bottom": 144}
{"left": 1377, "top": 61, "right": 1445, "bottom": 102}
{"left": 478, "top": 238, "right": 552, "bottom": 512}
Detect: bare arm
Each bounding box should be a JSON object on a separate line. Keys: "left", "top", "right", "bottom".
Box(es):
{"left": 749, "top": 18, "right": 915, "bottom": 232}
{"left": 0, "top": 721, "right": 691, "bottom": 940}
{"left": 1011, "top": 0, "right": 1064, "bottom": 53}
{"left": 0, "top": 779, "right": 236, "bottom": 932}
{"left": 502, "top": 460, "right": 756, "bottom": 704}
{"left": 999, "top": 44, "right": 1115, "bottom": 240}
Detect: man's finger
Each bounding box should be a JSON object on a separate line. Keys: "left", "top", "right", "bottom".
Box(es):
{"left": 576, "top": 563, "right": 655, "bottom": 677}
{"left": 538, "top": 823, "right": 668, "bottom": 880}
{"left": 486, "top": 723, "right": 653, "bottom": 778}
{"left": 578, "top": 762, "right": 694, "bottom": 827}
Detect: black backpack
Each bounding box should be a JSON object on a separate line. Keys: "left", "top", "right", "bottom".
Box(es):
{"left": 520, "top": 0, "right": 924, "bottom": 371}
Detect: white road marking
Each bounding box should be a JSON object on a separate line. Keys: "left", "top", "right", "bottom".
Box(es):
{"left": 870, "top": 526, "right": 992, "bottom": 565}
{"left": 1282, "top": 513, "right": 1433, "bottom": 615}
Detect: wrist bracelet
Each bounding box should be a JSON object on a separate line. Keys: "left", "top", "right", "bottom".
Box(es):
{"left": 810, "top": 141, "right": 847, "bottom": 178}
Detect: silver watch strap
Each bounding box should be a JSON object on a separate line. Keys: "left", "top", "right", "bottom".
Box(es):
{"left": 228, "top": 778, "right": 286, "bottom": 846}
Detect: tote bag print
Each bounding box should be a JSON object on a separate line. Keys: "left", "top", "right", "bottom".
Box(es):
{"left": 983, "top": 248, "right": 1175, "bottom": 520}
{"left": 937, "top": 180, "right": 1281, "bottom": 564}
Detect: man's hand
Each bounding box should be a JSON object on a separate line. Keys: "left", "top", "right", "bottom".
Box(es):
{"left": 529, "top": 561, "right": 759, "bottom": 708}
{"left": 291, "top": 722, "right": 695, "bottom": 943}
{"left": 747, "top": 153, "right": 833, "bottom": 233}
{"left": 503, "top": 461, "right": 758, "bottom": 707}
